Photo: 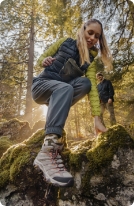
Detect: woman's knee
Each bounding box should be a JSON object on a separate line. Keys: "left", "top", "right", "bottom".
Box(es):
{"left": 81, "top": 77, "right": 91, "bottom": 93}
{"left": 61, "top": 84, "right": 74, "bottom": 96}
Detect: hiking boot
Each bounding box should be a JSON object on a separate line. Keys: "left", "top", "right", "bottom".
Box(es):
{"left": 33, "top": 134, "right": 74, "bottom": 187}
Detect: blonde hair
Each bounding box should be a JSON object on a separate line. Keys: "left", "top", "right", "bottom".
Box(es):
{"left": 76, "top": 19, "right": 113, "bottom": 71}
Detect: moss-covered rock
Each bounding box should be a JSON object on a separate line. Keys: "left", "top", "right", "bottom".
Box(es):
{"left": 0, "top": 118, "right": 45, "bottom": 158}
{"left": 59, "top": 125, "right": 134, "bottom": 206}
{"left": 69, "top": 125, "right": 134, "bottom": 169}
{"left": 0, "top": 118, "right": 32, "bottom": 142}
{"left": 0, "top": 129, "right": 45, "bottom": 189}
{"left": 124, "top": 122, "right": 134, "bottom": 139}
{"left": 0, "top": 136, "right": 13, "bottom": 157}
{"left": 0, "top": 124, "right": 134, "bottom": 206}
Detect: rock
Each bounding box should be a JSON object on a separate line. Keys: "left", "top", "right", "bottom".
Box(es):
{"left": 0, "top": 119, "right": 48, "bottom": 158}
{"left": 59, "top": 125, "right": 134, "bottom": 206}
{"left": 0, "top": 118, "right": 32, "bottom": 142}
{"left": 0, "top": 124, "right": 134, "bottom": 206}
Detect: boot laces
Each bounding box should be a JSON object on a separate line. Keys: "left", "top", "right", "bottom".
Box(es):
{"left": 50, "top": 149, "right": 66, "bottom": 171}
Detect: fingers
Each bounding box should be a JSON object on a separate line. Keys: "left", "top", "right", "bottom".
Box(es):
{"left": 98, "top": 126, "right": 107, "bottom": 133}
{"left": 94, "top": 121, "right": 108, "bottom": 135}
{"left": 99, "top": 125, "right": 108, "bottom": 132}
{"left": 42, "top": 56, "right": 56, "bottom": 67}
{"left": 95, "top": 121, "right": 107, "bottom": 132}
{"left": 95, "top": 128, "right": 99, "bottom": 137}
{"left": 94, "top": 127, "right": 107, "bottom": 138}
{"left": 108, "top": 99, "right": 112, "bottom": 104}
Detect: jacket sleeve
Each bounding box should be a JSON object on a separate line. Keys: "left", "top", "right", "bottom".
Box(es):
{"left": 37, "top": 37, "right": 67, "bottom": 67}
{"left": 108, "top": 80, "right": 114, "bottom": 99}
{"left": 85, "top": 58, "right": 101, "bottom": 116}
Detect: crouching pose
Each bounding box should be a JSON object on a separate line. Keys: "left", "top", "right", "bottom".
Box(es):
{"left": 31, "top": 19, "right": 112, "bottom": 187}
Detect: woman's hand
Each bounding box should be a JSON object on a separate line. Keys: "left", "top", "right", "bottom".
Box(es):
{"left": 94, "top": 116, "right": 108, "bottom": 136}
{"left": 42, "top": 56, "right": 56, "bottom": 67}
{"left": 108, "top": 98, "right": 112, "bottom": 104}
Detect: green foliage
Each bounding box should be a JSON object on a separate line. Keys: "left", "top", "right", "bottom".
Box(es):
{"left": 0, "top": 0, "right": 134, "bottom": 134}
{"left": 112, "top": 64, "right": 134, "bottom": 124}
{"left": 41, "top": 0, "right": 82, "bottom": 40}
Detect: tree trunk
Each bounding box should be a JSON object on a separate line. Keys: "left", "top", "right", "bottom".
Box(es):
{"left": 17, "top": 82, "right": 22, "bottom": 116}
{"left": 25, "top": 13, "right": 34, "bottom": 124}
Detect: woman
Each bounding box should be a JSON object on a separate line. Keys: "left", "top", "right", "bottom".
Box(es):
{"left": 31, "top": 19, "right": 113, "bottom": 187}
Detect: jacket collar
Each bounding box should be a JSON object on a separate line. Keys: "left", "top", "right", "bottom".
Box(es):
{"left": 89, "top": 49, "right": 98, "bottom": 57}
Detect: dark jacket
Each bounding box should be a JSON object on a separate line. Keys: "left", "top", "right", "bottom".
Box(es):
{"left": 36, "top": 38, "right": 94, "bottom": 82}
{"left": 97, "top": 79, "right": 114, "bottom": 103}
{"left": 32, "top": 37, "right": 101, "bottom": 116}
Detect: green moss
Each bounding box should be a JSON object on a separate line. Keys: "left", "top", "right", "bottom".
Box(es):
{"left": 10, "top": 150, "right": 31, "bottom": 181}
{"left": 67, "top": 125, "right": 134, "bottom": 195}
{"left": 0, "top": 129, "right": 45, "bottom": 189}
{"left": 0, "top": 128, "right": 68, "bottom": 189}
{"left": 61, "top": 149, "right": 70, "bottom": 158}
{"left": 69, "top": 152, "right": 82, "bottom": 171}
{"left": 86, "top": 124, "right": 134, "bottom": 169}
{"left": 1, "top": 124, "right": 133, "bottom": 193}
{"left": 24, "top": 129, "right": 45, "bottom": 147}
{"left": 0, "top": 170, "right": 10, "bottom": 188}
{"left": 82, "top": 124, "right": 134, "bottom": 194}
{"left": 124, "top": 122, "right": 134, "bottom": 139}
{"left": 69, "top": 139, "right": 92, "bottom": 171}
{"left": 62, "top": 129, "right": 67, "bottom": 148}
{"left": 0, "top": 137, "right": 13, "bottom": 158}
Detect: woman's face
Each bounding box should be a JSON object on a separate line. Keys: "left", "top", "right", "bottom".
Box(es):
{"left": 84, "top": 22, "right": 102, "bottom": 49}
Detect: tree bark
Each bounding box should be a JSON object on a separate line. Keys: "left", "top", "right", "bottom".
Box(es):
{"left": 25, "top": 12, "right": 34, "bottom": 124}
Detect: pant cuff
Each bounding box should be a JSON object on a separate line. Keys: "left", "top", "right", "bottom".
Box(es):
{"left": 45, "top": 126, "right": 62, "bottom": 137}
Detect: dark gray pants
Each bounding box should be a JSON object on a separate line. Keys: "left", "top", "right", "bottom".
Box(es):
{"left": 31, "top": 77, "right": 91, "bottom": 137}
{"left": 100, "top": 102, "right": 116, "bottom": 126}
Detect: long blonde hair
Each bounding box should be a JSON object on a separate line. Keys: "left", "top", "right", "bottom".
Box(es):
{"left": 76, "top": 19, "right": 113, "bottom": 71}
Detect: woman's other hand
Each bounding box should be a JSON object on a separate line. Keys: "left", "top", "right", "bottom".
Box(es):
{"left": 94, "top": 116, "right": 108, "bottom": 136}
{"left": 108, "top": 98, "right": 112, "bottom": 104}
{"left": 42, "top": 56, "right": 56, "bottom": 67}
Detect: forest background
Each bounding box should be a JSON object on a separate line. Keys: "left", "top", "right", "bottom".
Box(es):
{"left": 0, "top": 0, "right": 134, "bottom": 141}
